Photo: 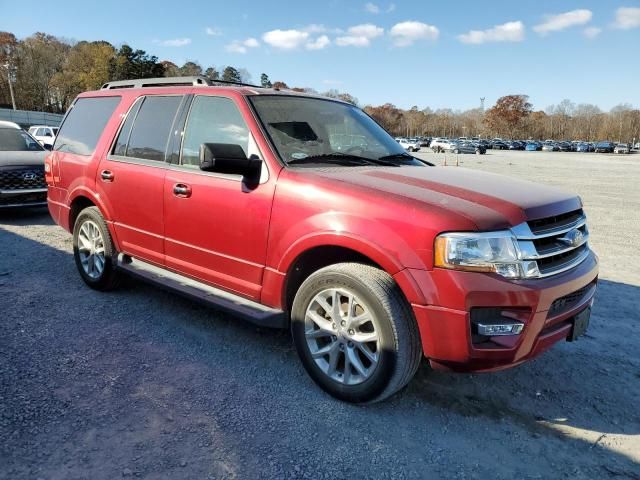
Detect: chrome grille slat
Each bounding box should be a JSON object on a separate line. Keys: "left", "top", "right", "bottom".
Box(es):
{"left": 511, "top": 214, "right": 587, "bottom": 240}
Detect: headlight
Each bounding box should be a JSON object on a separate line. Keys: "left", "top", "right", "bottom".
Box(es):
{"left": 434, "top": 231, "right": 538, "bottom": 279}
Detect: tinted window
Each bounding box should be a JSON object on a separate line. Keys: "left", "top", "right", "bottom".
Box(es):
{"left": 112, "top": 98, "right": 143, "bottom": 156}
{"left": 181, "top": 96, "right": 250, "bottom": 168}
{"left": 54, "top": 96, "right": 121, "bottom": 155}
{"left": 0, "top": 128, "right": 44, "bottom": 151}
{"left": 126, "top": 96, "right": 182, "bottom": 162}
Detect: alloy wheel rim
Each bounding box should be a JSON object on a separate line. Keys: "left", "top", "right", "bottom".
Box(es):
{"left": 78, "top": 220, "right": 106, "bottom": 279}
{"left": 304, "top": 288, "right": 380, "bottom": 385}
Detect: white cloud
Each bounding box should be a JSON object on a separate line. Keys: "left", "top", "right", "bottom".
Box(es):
{"left": 336, "top": 23, "right": 384, "bottom": 47}
{"left": 304, "top": 24, "right": 328, "bottom": 33}
{"left": 612, "top": 7, "right": 640, "bottom": 30}
{"left": 225, "top": 38, "right": 260, "bottom": 54}
{"left": 365, "top": 2, "right": 380, "bottom": 14}
{"left": 389, "top": 21, "right": 439, "bottom": 47}
{"left": 156, "top": 38, "right": 191, "bottom": 47}
{"left": 262, "top": 29, "right": 310, "bottom": 50}
{"left": 583, "top": 26, "right": 602, "bottom": 38}
{"left": 365, "top": 2, "right": 395, "bottom": 13}
{"left": 306, "top": 35, "right": 331, "bottom": 50}
{"left": 457, "top": 21, "right": 525, "bottom": 44}
{"left": 205, "top": 27, "right": 222, "bottom": 36}
{"left": 533, "top": 9, "right": 592, "bottom": 35}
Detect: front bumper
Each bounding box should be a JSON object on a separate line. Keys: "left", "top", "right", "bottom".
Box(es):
{"left": 409, "top": 250, "right": 598, "bottom": 372}
{"left": 0, "top": 188, "right": 48, "bottom": 208}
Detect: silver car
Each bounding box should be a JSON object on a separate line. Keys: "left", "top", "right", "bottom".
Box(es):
{"left": 614, "top": 143, "right": 630, "bottom": 154}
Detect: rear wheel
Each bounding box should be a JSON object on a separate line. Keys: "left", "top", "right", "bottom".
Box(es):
{"left": 291, "top": 263, "right": 422, "bottom": 403}
{"left": 73, "top": 207, "right": 121, "bottom": 290}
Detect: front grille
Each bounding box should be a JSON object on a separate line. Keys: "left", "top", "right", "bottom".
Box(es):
{"left": 512, "top": 208, "right": 591, "bottom": 278}
{"left": 0, "top": 166, "right": 46, "bottom": 191}
{"left": 548, "top": 281, "right": 596, "bottom": 317}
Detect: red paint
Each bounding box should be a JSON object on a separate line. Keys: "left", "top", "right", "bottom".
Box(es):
{"left": 49, "top": 85, "right": 598, "bottom": 372}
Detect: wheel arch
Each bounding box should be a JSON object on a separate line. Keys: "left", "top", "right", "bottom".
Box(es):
{"left": 279, "top": 236, "right": 426, "bottom": 313}
{"left": 67, "top": 189, "right": 120, "bottom": 251}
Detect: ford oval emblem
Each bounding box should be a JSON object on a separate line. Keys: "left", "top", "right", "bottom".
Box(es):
{"left": 558, "top": 228, "right": 583, "bottom": 247}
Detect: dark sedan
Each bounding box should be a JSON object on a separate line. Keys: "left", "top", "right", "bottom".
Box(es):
{"left": 491, "top": 140, "right": 509, "bottom": 150}
{"left": 594, "top": 141, "right": 615, "bottom": 153}
{"left": 0, "top": 125, "right": 48, "bottom": 208}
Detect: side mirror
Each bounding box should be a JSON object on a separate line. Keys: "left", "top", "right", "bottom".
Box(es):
{"left": 42, "top": 144, "right": 53, "bottom": 151}
{"left": 199, "top": 143, "right": 261, "bottom": 185}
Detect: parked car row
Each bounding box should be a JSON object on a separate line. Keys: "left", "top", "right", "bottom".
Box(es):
{"left": 426, "top": 137, "right": 635, "bottom": 154}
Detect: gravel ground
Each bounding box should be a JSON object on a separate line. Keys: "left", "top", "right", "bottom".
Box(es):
{"left": 1, "top": 150, "right": 639, "bottom": 480}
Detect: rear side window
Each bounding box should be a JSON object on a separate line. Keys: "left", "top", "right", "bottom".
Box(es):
{"left": 54, "top": 96, "right": 120, "bottom": 155}
{"left": 123, "top": 96, "right": 182, "bottom": 162}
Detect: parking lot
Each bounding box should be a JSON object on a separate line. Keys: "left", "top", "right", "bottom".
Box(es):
{"left": 1, "top": 150, "right": 639, "bottom": 479}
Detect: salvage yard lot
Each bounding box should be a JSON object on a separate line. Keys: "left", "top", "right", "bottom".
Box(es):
{"left": 1, "top": 150, "right": 639, "bottom": 479}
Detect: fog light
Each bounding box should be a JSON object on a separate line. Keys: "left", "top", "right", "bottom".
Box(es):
{"left": 476, "top": 323, "right": 524, "bottom": 336}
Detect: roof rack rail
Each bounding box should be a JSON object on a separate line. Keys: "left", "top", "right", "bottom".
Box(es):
{"left": 100, "top": 76, "right": 266, "bottom": 90}
{"left": 101, "top": 76, "right": 213, "bottom": 90}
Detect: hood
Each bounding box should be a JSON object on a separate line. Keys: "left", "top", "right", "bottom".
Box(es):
{"left": 0, "top": 150, "right": 47, "bottom": 167}
{"left": 304, "top": 166, "right": 581, "bottom": 230}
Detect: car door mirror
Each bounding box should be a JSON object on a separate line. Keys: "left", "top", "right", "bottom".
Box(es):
{"left": 42, "top": 143, "right": 53, "bottom": 151}
{"left": 199, "top": 143, "right": 262, "bottom": 185}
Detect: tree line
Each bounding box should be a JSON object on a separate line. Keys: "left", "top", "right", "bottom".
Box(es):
{"left": 364, "top": 95, "right": 640, "bottom": 143}
{"left": 1, "top": 31, "right": 638, "bottom": 142}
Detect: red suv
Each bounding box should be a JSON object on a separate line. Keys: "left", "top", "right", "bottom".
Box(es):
{"left": 46, "top": 76, "right": 598, "bottom": 403}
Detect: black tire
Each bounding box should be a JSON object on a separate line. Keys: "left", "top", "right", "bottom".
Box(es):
{"left": 291, "top": 263, "right": 422, "bottom": 403}
{"left": 72, "top": 206, "right": 121, "bottom": 291}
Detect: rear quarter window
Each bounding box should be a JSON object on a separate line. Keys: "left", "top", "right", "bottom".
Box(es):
{"left": 54, "top": 96, "right": 121, "bottom": 156}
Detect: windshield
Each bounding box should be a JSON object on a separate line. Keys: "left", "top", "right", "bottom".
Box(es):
{"left": 250, "top": 95, "right": 424, "bottom": 167}
{"left": 0, "top": 128, "right": 44, "bottom": 151}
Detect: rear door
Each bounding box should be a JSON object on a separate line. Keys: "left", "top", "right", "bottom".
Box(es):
{"left": 163, "top": 94, "right": 276, "bottom": 300}
{"left": 96, "top": 94, "right": 186, "bottom": 266}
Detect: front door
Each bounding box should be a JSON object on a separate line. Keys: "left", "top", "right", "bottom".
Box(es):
{"left": 163, "top": 95, "right": 276, "bottom": 300}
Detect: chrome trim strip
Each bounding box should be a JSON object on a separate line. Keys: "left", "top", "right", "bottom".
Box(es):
{"left": 518, "top": 232, "right": 590, "bottom": 260}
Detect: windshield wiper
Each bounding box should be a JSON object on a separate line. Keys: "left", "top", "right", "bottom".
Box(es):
{"left": 287, "top": 152, "right": 399, "bottom": 167}
{"left": 377, "top": 152, "right": 413, "bottom": 161}
{"left": 378, "top": 152, "right": 434, "bottom": 166}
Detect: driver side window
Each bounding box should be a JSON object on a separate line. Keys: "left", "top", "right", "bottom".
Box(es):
{"left": 180, "top": 96, "right": 251, "bottom": 169}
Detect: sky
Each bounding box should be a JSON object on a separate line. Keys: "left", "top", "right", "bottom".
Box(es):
{"left": 1, "top": 0, "right": 639, "bottom": 112}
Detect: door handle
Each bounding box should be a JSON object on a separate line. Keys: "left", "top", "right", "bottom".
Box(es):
{"left": 173, "top": 183, "right": 192, "bottom": 198}
{"left": 100, "top": 170, "right": 114, "bottom": 182}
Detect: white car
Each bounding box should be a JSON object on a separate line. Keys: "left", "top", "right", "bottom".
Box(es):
{"left": 28, "top": 125, "right": 59, "bottom": 146}
{"left": 396, "top": 138, "right": 420, "bottom": 152}
{"left": 614, "top": 143, "right": 630, "bottom": 154}
{"left": 430, "top": 138, "right": 453, "bottom": 152}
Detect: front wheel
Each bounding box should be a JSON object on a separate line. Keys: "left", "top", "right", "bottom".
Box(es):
{"left": 73, "top": 206, "right": 121, "bottom": 290}
{"left": 291, "top": 263, "right": 422, "bottom": 403}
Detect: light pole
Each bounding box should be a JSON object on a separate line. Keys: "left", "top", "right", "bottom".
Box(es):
{"left": 3, "top": 63, "right": 17, "bottom": 110}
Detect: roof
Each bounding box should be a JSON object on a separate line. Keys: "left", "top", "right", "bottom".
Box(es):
{"left": 0, "top": 120, "right": 21, "bottom": 129}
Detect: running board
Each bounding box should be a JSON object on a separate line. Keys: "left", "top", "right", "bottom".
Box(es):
{"left": 116, "top": 255, "right": 287, "bottom": 329}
